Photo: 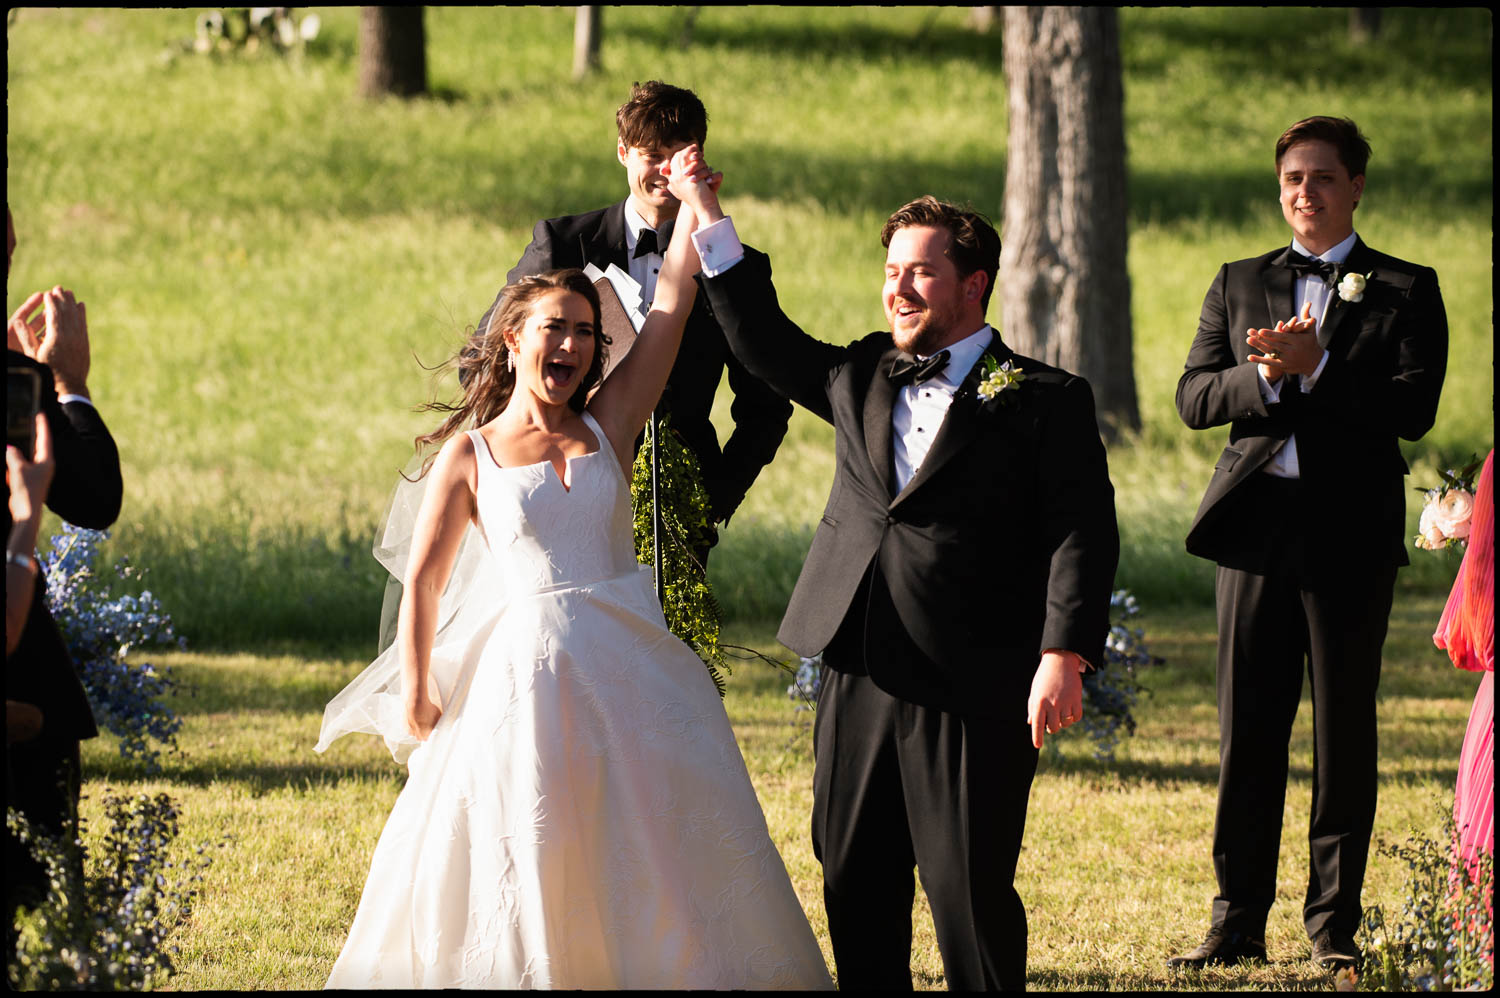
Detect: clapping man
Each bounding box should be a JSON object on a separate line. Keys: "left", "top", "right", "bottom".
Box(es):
{"left": 473, "top": 81, "right": 792, "bottom": 560}
{"left": 684, "top": 183, "right": 1119, "bottom": 989}
{"left": 1169, "top": 117, "right": 1448, "bottom": 974}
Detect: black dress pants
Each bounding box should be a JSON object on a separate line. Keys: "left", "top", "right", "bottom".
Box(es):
{"left": 812, "top": 666, "right": 1039, "bottom": 990}
{"left": 1209, "top": 478, "right": 1397, "bottom": 940}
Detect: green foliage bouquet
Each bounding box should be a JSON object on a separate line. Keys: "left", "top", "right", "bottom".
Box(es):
{"left": 630, "top": 415, "right": 731, "bottom": 695}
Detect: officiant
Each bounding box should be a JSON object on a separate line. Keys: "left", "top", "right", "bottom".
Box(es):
{"left": 471, "top": 80, "right": 792, "bottom": 566}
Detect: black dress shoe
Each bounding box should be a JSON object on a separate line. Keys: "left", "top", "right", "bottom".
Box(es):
{"left": 1311, "top": 929, "right": 1360, "bottom": 971}
{"left": 1167, "top": 926, "right": 1268, "bottom": 968}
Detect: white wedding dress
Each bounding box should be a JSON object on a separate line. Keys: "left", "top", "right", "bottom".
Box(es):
{"left": 320, "top": 412, "right": 832, "bottom": 990}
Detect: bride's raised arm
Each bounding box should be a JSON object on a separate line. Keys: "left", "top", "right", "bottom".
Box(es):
{"left": 589, "top": 144, "right": 722, "bottom": 470}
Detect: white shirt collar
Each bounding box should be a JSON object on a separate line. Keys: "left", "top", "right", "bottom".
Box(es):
{"left": 1292, "top": 230, "right": 1358, "bottom": 265}
{"left": 918, "top": 324, "right": 995, "bottom": 392}
{"left": 623, "top": 198, "right": 664, "bottom": 255}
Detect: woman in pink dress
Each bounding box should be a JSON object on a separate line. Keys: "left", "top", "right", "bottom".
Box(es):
{"left": 1432, "top": 449, "right": 1494, "bottom": 882}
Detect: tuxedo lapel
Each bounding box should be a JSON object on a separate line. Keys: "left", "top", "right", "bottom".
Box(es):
{"left": 864, "top": 346, "right": 902, "bottom": 500}
{"left": 585, "top": 200, "right": 630, "bottom": 273}
{"left": 1262, "top": 246, "right": 1297, "bottom": 327}
{"left": 891, "top": 334, "right": 1008, "bottom": 509}
{"left": 1315, "top": 238, "right": 1370, "bottom": 351}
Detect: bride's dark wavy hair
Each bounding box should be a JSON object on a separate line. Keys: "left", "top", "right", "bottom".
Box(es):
{"left": 411, "top": 269, "right": 609, "bottom": 478}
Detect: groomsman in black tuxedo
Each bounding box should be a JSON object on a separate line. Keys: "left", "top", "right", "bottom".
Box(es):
{"left": 473, "top": 81, "right": 791, "bottom": 556}
{"left": 688, "top": 191, "right": 1119, "bottom": 990}
{"left": 1169, "top": 117, "right": 1447, "bottom": 973}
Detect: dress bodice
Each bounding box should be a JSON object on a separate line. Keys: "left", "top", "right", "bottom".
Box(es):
{"left": 466, "top": 411, "right": 640, "bottom": 595}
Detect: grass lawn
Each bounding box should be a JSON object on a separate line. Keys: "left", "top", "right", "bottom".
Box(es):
{"left": 75, "top": 594, "right": 1479, "bottom": 990}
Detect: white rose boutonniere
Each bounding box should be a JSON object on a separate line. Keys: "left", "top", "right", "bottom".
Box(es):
{"left": 1337, "top": 270, "right": 1373, "bottom": 303}
{"left": 977, "top": 354, "right": 1025, "bottom": 403}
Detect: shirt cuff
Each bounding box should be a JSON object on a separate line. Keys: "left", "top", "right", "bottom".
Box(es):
{"left": 1256, "top": 366, "right": 1282, "bottom": 403}
{"left": 58, "top": 393, "right": 95, "bottom": 408}
{"left": 1300, "top": 350, "right": 1330, "bottom": 392}
{"left": 691, "top": 216, "right": 745, "bottom": 277}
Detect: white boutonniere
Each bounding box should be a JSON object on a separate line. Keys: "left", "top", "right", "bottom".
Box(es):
{"left": 1336, "top": 270, "right": 1373, "bottom": 303}
{"left": 977, "top": 354, "right": 1025, "bottom": 403}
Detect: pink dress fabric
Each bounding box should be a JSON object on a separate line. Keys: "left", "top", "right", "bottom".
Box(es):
{"left": 1433, "top": 450, "right": 1494, "bottom": 876}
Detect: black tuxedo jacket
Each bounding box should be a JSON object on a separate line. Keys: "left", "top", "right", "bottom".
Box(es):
{"left": 5, "top": 350, "right": 125, "bottom": 742}
{"left": 1177, "top": 239, "right": 1447, "bottom": 574}
{"left": 702, "top": 250, "right": 1119, "bottom": 714}
{"left": 477, "top": 200, "right": 793, "bottom": 524}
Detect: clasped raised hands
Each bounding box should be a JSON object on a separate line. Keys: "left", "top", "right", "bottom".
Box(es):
{"left": 661, "top": 144, "right": 724, "bottom": 224}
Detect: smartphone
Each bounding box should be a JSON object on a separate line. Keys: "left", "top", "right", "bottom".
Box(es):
{"left": 7, "top": 366, "right": 42, "bottom": 455}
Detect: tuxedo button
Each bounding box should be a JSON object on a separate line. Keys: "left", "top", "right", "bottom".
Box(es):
{"left": 885, "top": 515, "right": 895, "bottom": 525}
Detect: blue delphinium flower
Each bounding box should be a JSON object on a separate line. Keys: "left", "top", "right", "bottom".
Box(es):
{"left": 39, "top": 525, "right": 187, "bottom": 773}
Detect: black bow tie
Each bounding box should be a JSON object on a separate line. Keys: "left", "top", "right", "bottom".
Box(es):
{"left": 888, "top": 350, "right": 950, "bottom": 386}
{"left": 632, "top": 219, "right": 674, "bottom": 259}
{"left": 1285, "top": 250, "right": 1339, "bottom": 286}
{"left": 632, "top": 228, "right": 659, "bottom": 259}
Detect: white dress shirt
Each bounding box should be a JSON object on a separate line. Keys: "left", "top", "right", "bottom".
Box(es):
{"left": 1259, "top": 230, "right": 1352, "bottom": 478}
{"left": 623, "top": 198, "right": 666, "bottom": 318}
{"left": 890, "top": 326, "right": 993, "bottom": 494}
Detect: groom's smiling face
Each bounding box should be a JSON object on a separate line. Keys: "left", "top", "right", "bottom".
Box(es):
{"left": 883, "top": 225, "right": 982, "bottom": 357}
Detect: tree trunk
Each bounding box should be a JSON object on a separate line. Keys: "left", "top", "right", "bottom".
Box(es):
{"left": 358, "top": 7, "right": 426, "bottom": 99}
{"left": 573, "top": 6, "right": 602, "bottom": 81}
{"left": 969, "top": 7, "right": 999, "bottom": 34}
{"left": 1349, "top": 8, "right": 1382, "bottom": 43}
{"left": 1000, "top": 6, "right": 1139, "bottom": 440}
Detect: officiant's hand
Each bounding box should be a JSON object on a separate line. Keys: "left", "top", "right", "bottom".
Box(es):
{"left": 1027, "top": 650, "right": 1084, "bottom": 750}
{"left": 662, "top": 144, "right": 724, "bottom": 225}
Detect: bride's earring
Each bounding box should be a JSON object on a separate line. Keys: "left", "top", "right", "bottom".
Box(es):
{"left": 506, "top": 348, "right": 515, "bottom": 373}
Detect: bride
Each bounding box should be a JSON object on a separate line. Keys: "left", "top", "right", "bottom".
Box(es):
{"left": 316, "top": 146, "right": 832, "bottom": 989}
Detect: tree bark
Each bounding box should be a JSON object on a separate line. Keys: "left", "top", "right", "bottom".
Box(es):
{"left": 1349, "top": 8, "right": 1382, "bottom": 43}
{"left": 573, "top": 6, "right": 602, "bottom": 81}
{"left": 1000, "top": 6, "right": 1139, "bottom": 439}
{"left": 969, "top": 7, "right": 999, "bottom": 34}
{"left": 358, "top": 6, "right": 427, "bottom": 99}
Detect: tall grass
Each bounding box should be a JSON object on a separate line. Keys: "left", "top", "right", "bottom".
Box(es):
{"left": 6, "top": 6, "right": 1492, "bottom": 649}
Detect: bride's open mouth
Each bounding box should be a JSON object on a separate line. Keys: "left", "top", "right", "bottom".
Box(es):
{"left": 544, "top": 360, "right": 577, "bottom": 387}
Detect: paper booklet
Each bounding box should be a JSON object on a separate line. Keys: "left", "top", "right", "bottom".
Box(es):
{"left": 583, "top": 263, "right": 643, "bottom": 383}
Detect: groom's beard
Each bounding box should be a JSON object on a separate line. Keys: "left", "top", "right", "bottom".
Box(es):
{"left": 890, "top": 293, "right": 964, "bottom": 357}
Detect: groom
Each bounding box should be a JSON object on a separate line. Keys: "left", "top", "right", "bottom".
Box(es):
{"left": 696, "top": 195, "right": 1119, "bottom": 989}
{"left": 1169, "top": 116, "right": 1448, "bottom": 972}
{"left": 473, "top": 80, "right": 791, "bottom": 554}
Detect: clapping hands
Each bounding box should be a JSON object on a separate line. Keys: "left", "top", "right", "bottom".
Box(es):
{"left": 8, "top": 286, "right": 92, "bottom": 397}
{"left": 1246, "top": 300, "right": 1319, "bottom": 383}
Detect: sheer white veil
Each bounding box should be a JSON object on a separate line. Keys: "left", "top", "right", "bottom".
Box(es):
{"left": 315, "top": 448, "right": 506, "bottom": 765}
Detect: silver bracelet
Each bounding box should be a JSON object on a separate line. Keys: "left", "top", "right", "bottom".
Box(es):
{"left": 5, "top": 551, "right": 37, "bottom": 574}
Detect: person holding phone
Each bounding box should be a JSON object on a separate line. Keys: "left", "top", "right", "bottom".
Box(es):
{"left": 6, "top": 206, "right": 125, "bottom": 915}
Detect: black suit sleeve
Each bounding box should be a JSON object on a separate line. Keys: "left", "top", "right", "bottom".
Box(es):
{"left": 1037, "top": 377, "right": 1120, "bottom": 667}
{"left": 701, "top": 249, "right": 850, "bottom": 426}
{"left": 1303, "top": 267, "right": 1447, "bottom": 441}
{"left": 7, "top": 352, "right": 122, "bottom": 530}
{"left": 707, "top": 346, "right": 794, "bottom": 523}
{"left": 1174, "top": 264, "right": 1271, "bottom": 431}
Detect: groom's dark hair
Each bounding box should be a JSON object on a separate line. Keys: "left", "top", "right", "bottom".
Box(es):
{"left": 881, "top": 196, "right": 1002, "bottom": 313}
{"left": 1276, "top": 116, "right": 1371, "bottom": 181}
{"left": 616, "top": 81, "right": 708, "bottom": 151}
